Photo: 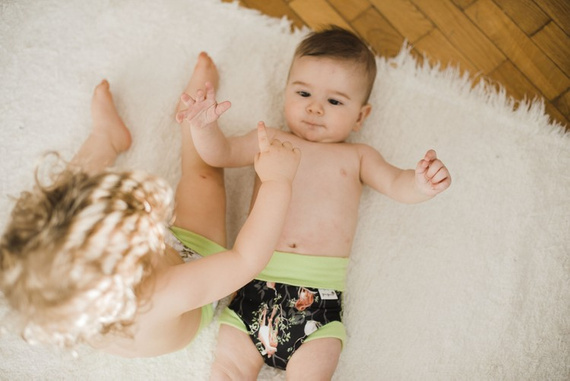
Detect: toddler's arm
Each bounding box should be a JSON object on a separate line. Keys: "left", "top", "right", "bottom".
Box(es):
{"left": 168, "top": 122, "right": 301, "bottom": 312}
{"left": 360, "top": 145, "right": 451, "bottom": 203}
{"left": 177, "top": 82, "right": 259, "bottom": 168}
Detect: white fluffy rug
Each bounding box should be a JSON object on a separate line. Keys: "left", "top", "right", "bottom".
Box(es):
{"left": 1, "top": 0, "right": 569, "bottom": 380}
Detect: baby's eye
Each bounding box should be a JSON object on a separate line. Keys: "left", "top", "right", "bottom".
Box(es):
{"left": 328, "top": 99, "right": 342, "bottom": 106}
{"left": 297, "top": 91, "right": 310, "bottom": 97}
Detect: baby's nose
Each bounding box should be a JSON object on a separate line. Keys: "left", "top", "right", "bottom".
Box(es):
{"left": 306, "top": 101, "right": 323, "bottom": 115}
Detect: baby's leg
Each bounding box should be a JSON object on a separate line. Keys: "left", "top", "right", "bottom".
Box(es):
{"left": 71, "top": 80, "right": 132, "bottom": 175}
{"left": 174, "top": 53, "right": 227, "bottom": 246}
{"left": 210, "top": 325, "right": 264, "bottom": 379}
{"left": 286, "top": 338, "right": 342, "bottom": 379}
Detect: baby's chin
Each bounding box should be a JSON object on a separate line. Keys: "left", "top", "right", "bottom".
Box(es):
{"left": 286, "top": 125, "right": 323, "bottom": 143}
{"left": 295, "top": 132, "right": 343, "bottom": 144}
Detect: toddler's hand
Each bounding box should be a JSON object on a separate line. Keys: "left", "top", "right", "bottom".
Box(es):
{"left": 254, "top": 122, "right": 301, "bottom": 184}
{"left": 415, "top": 149, "right": 451, "bottom": 196}
{"left": 176, "top": 82, "right": 231, "bottom": 128}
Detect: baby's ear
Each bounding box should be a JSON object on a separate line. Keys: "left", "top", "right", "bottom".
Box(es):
{"left": 353, "top": 103, "right": 372, "bottom": 132}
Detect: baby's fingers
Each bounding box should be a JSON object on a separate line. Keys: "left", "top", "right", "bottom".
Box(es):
{"left": 430, "top": 173, "right": 452, "bottom": 191}
{"left": 204, "top": 81, "right": 216, "bottom": 99}
{"left": 430, "top": 166, "right": 448, "bottom": 184}
{"left": 415, "top": 149, "right": 438, "bottom": 175}
{"left": 193, "top": 88, "right": 207, "bottom": 103}
{"left": 257, "top": 121, "right": 270, "bottom": 153}
{"left": 176, "top": 94, "right": 195, "bottom": 123}
{"left": 215, "top": 100, "right": 232, "bottom": 116}
{"left": 180, "top": 92, "right": 195, "bottom": 106}
{"left": 415, "top": 158, "right": 430, "bottom": 179}
{"left": 425, "top": 160, "right": 445, "bottom": 179}
{"left": 424, "top": 149, "right": 437, "bottom": 162}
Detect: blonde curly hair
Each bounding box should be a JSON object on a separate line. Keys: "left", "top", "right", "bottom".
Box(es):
{"left": 0, "top": 155, "right": 173, "bottom": 349}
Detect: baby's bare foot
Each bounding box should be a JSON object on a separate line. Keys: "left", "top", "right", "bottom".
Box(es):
{"left": 91, "top": 80, "right": 132, "bottom": 154}
{"left": 177, "top": 52, "right": 220, "bottom": 113}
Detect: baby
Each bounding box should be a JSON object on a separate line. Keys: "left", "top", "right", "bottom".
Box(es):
{"left": 0, "top": 53, "right": 300, "bottom": 357}
{"left": 178, "top": 26, "right": 451, "bottom": 378}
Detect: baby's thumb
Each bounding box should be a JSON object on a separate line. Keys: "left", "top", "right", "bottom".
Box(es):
{"left": 215, "top": 100, "right": 231, "bottom": 116}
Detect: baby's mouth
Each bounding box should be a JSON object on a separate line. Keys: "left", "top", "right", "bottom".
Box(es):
{"left": 303, "top": 121, "right": 323, "bottom": 128}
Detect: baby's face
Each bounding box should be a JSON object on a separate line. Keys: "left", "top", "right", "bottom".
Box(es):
{"left": 284, "top": 56, "right": 371, "bottom": 143}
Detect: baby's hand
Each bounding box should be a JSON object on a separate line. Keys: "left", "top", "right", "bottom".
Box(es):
{"left": 415, "top": 149, "right": 451, "bottom": 196}
{"left": 176, "top": 82, "right": 231, "bottom": 128}
{"left": 254, "top": 122, "right": 301, "bottom": 184}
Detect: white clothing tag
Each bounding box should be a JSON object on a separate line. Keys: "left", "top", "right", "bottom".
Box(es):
{"left": 318, "top": 289, "right": 338, "bottom": 300}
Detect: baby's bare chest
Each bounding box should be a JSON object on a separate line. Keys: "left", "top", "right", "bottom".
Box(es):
{"left": 279, "top": 148, "right": 364, "bottom": 255}
{"left": 291, "top": 146, "right": 363, "bottom": 213}
{"left": 296, "top": 145, "right": 361, "bottom": 185}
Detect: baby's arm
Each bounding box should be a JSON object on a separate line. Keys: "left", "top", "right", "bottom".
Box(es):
{"left": 360, "top": 145, "right": 451, "bottom": 204}
{"left": 177, "top": 82, "right": 259, "bottom": 168}
{"left": 168, "top": 122, "right": 300, "bottom": 312}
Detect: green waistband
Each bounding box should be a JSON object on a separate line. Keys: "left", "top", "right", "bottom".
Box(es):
{"left": 199, "top": 304, "right": 214, "bottom": 332}
{"left": 256, "top": 251, "right": 348, "bottom": 291}
{"left": 170, "top": 226, "right": 225, "bottom": 257}
{"left": 170, "top": 226, "right": 348, "bottom": 291}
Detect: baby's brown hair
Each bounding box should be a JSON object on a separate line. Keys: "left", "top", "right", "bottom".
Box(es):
{"left": 294, "top": 25, "right": 377, "bottom": 102}
{"left": 0, "top": 155, "right": 172, "bottom": 348}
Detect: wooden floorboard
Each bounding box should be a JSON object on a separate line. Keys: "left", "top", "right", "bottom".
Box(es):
{"left": 352, "top": 7, "right": 406, "bottom": 58}
{"left": 225, "top": 0, "right": 570, "bottom": 129}
{"left": 290, "top": 0, "right": 353, "bottom": 31}
{"left": 369, "top": 0, "right": 434, "bottom": 43}
{"left": 466, "top": 0, "right": 569, "bottom": 100}
{"left": 493, "top": 0, "right": 550, "bottom": 35}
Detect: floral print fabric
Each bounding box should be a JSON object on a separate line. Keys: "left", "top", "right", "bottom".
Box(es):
{"left": 227, "top": 279, "right": 343, "bottom": 369}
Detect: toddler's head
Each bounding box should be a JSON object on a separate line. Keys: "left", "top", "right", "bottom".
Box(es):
{"left": 0, "top": 156, "right": 172, "bottom": 348}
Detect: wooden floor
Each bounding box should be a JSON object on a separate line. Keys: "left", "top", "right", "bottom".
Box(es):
{"left": 222, "top": 0, "right": 570, "bottom": 130}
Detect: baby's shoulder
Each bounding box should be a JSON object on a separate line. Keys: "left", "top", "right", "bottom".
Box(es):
{"left": 337, "top": 141, "right": 377, "bottom": 155}
{"left": 350, "top": 142, "right": 380, "bottom": 154}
